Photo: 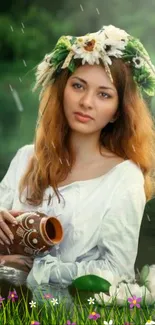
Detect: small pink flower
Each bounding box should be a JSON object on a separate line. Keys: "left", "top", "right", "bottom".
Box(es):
{"left": 88, "top": 311, "right": 101, "bottom": 320}
{"left": 43, "top": 293, "right": 54, "bottom": 299}
{"left": 64, "top": 321, "right": 76, "bottom": 325}
{"left": 30, "top": 321, "right": 40, "bottom": 325}
{"left": 128, "top": 295, "right": 142, "bottom": 308}
{"left": 8, "top": 290, "right": 18, "bottom": 302}
{"left": 0, "top": 296, "right": 5, "bottom": 307}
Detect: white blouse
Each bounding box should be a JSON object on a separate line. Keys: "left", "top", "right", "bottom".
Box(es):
{"left": 0, "top": 144, "right": 146, "bottom": 290}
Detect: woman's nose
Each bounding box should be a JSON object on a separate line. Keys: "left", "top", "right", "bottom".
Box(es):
{"left": 79, "top": 92, "right": 94, "bottom": 108}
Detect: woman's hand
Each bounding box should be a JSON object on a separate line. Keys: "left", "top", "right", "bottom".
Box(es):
{"left": 0, "top": 208, "right": 24, "bottom": 245}
{"left": 0, "top": 254, "right": 34, "bottom": 273}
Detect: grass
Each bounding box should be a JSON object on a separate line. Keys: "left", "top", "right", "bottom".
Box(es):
{"left": 0, "top": 284, "right": 155, "bottom": 325}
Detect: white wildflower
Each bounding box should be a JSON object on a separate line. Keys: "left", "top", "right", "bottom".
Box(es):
{"left": 29, "top": 300, "right": 36, "bottom": 308}
{"left": 102, "top": 25, "right": 129, "bottom": 42}
{"left": 50, "top": 298, "right": 59, "bottom": 306}
{"left": 103, "top": 38, "right": 128, "bottom": 57}
{"left": 104, "top": 320, "right": 113, "bottom": 325}
{"left": 132, "top": 56, "right": 144, "bottom": 68}
{"left": 87, "top": 297, "right": 95, "bottom": 304}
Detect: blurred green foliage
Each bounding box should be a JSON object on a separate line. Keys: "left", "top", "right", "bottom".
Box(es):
{"left": 0, "top": 60, "right": 38, "bottom": 179}
{"left": 0, "top": 4, "right": 76, "bottom": 180}
{"left": 0, "top": 6, "right": 76, "bottom": 61}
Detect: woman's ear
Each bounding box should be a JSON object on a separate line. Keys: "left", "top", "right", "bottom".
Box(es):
{"left": 110, "top": 112, "right": 120, "bottom": 123}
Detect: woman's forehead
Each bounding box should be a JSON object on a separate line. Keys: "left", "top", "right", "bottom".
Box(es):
{"left": 69, "top": 64, "right": 116, "bottom": 91}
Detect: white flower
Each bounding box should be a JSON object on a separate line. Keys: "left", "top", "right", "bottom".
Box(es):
{"left": 96, "top": 25, "right": 129, "bottom": 61}
{"left": 95, "top": 282, "right": 154, "bottom": 306}
{"left": 132, "top": 56, "right": 144, "bottom": 68}
{"left": 144, "top": 265, "right": 155, "bottom": 299}
{"left": 87, "top": 297, "right": 95, "bottom": 304}
{"left": 71, "top": 30, "right": 127, "bottom": 67}
{"left": 101, "top": 25, "right": 129, "bottom": 42}
{"left": 29, "top": 300, "right": 36, "bottom": 308}
{"left": 103, "top": 38, "right": 128, "bottom": 57}
{"left": 94, "top": 292, "right": 114, "bottom": 306}
{"left": 100, "top": 50, "right": 113, "bottom": 66}
{"left": 50, "top": 298, "right": 59, "bottom": 306}
{"left": 89, "top": 269, "right": 132, "bottom": 287}
{"left": 113, "top": 282, "right": 153, "bottom": 304}
{"left": 145, "top": 321, "right": 155, "bottom": 324}
{"left": 104, "top": 320, "right": 113, "bottom": 325}
{"left": 72, "top": 33, "right": 104, "bottom": 65}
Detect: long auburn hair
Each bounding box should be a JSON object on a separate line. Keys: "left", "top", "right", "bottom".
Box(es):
{"left": 18, "top": 58, "right": 155, "bottom": 206}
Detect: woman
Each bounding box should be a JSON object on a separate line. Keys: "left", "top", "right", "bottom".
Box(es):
{"left": 0, "top": 25, "right": 155, "bottom": 293}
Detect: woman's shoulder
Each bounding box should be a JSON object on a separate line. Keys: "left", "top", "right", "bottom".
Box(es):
{"left": 18, "top": 143, "right": 34, "bottom": 155}
{"left": 15, "top": 143, "right": 35, "bottom": 168}
{"left": 113, "top": 158, "right": 145, "bottom": 197}
{"left": 16, "top": 143, "right": 34, "bottom": 160}
{"left": 101, "top": 148, "right": 144, "bottom": 186}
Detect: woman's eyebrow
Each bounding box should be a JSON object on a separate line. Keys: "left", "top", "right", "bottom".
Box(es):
{"left": 71, "top": 76, "right": 115, "bottom": 91}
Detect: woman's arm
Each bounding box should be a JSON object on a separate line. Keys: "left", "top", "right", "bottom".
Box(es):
{"left": 26, "top": 183, "right": 146, "bottom": 288}
{"left": 0, "top": 254, "right": 34, "bottom": 273}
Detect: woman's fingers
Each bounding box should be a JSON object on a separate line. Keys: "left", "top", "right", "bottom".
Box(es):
{"left": 9, "top": 210, "right": 24, "bottom": 217}
{"left": 0, "top": 255, "right": 33, "bottom": 272}
{"left": 0, "top": 239, "right": 4, "bottom": 245}
{"left": 0, "top": 228, "right": 12, "bottom": 245}
{"left": 0, "top": 255, "right": 6, "bottom": 265}
{"left": 0, "top": 221, "right": 14, "bottom": 244}
{"left": 0, "top": 210, "right": 19, "bottom": 244}
{"left": 19, "top": 256, "right": 34, "bottom": 263}
{"left": 0, "top": 209, "right": 18, "bottom": 225}
{"left": 0, "top": 209, "right": 25, "bottom": 244}
{"left": 18, "top": 255, "right": 34, "bottom": 270}
{"left": 22, "top": 260, "right": 33, "bottom": 269}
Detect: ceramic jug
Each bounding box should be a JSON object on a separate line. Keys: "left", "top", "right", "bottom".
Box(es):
{"left": 0, "top": 211, "right": 63, "bottom": 256}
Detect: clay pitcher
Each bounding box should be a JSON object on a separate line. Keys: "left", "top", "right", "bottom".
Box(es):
{"left": 0, "top": 211, "right": 63, "bottom": 256}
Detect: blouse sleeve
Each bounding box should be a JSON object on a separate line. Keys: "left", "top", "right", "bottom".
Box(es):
{"left": 26, "top": 182, "right": 146, "bottom": 288}
{"left": 0, "top": 148, "right": 22, "bottom": 210}
{"left": 95, "top": 183, "right": 146, "bottom": 279}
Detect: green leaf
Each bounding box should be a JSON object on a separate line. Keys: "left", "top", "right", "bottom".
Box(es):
{"left": 139, "top": 264, "right": 150, "bottom": 285}
{"left": 68, "top": 274, "right": 111, "bottom": 304}
{"left": 68, "top": 59, "right": 76, "bottom": 73}
{"left": 70, "top": 274, "right": 111, "bottom": 293}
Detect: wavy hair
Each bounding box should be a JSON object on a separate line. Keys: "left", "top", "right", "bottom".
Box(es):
{"left": 18, "top": 58, "right": 155, "bottom": 206}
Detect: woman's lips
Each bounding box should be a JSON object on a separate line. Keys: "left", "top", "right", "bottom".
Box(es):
{"left": 74, "top": 112, "right": 93, "bottom": 123}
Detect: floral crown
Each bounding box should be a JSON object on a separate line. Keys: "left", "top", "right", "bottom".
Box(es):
{"left": 33, "top": 25, "right": 155, "bottom": 100}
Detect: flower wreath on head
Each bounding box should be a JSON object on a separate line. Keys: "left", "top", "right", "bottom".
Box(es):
{"left": 32, "top": 24, "right": 155, "bottom": 101}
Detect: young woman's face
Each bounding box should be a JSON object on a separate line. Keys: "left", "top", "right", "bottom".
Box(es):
{"left": 63, "top": 64, "right": 119, "bottom": 134}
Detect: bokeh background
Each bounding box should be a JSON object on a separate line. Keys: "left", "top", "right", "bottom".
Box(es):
{"left": 1, "top": 0, "right": 155, "bottom": 271}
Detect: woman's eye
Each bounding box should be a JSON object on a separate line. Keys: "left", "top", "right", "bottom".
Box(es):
{"left": 100, "top": 92, "right": 111, "bottom": 98}
{"left": 72, "top": 83, "right": 83, "bottom": 89}
{"left": 72, "top": 84, "right": 111, "bottom": 98}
